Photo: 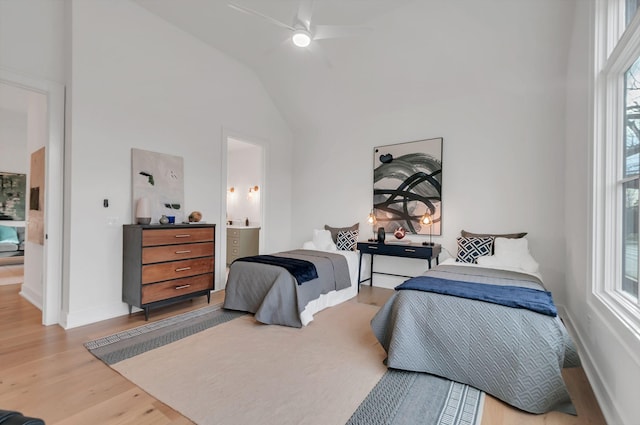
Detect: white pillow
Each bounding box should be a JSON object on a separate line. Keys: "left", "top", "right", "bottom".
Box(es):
{"left": 477, "top": 237, "right": 539, "bottom": 273}
{"left": 312, "top": 229, "right": 337, "bottom": 251}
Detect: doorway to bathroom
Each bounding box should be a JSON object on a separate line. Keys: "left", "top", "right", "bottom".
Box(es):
{"left": 225, "top": 137, "right": 264, "bottom": 275}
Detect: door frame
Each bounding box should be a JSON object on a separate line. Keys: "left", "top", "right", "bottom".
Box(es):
{"left": 219, "top": 127, "right": 266, "bottom": 289}
{"left": 0, "top": 67, "right": 65, "bottom": 325}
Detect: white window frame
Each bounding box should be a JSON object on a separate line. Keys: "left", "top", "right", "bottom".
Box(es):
{"left": 593, "top": 0, "right": 640, "bottom": 335}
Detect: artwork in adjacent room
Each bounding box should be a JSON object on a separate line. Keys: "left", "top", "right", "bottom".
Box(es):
{"left": 131, "top": 148, "right": 185, "bottom": 224}
{"left": 0, "top": 172, "right": 26, "bottom": 221}
{"left": 28, "top": 147, "right": 45, "bottom": 245}
{"left": 373, "top": 137, "right": 443, "bottom": 236}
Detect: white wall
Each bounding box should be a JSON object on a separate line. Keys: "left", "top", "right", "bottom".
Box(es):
{"left": 227, "top": 144, "right": 262, "bottom": 226}
{"left": 0, "top": 108, "right": 27, "bottom": 172}
{"left": 0, "top": 0, "right": 65, "bottom": 85}
{"left": 61, "top": 0, "right": 293, "bottom": 327}
{"left": 564, "top": 1, "right": 640, "bottom": 423}
{"left": 291, "top": 0, "right": 573, "bottom": 299}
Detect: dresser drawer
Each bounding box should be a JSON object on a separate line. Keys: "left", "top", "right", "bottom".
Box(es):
{"left": 142, "top": 257, "right": 214, "bottom": 284}
{"left": 142, "top": 242, "right": 213, "bottom": 264}
{"left": 143, "top": 227, "right": 214, "bottom": 247}
{"left": 228, "top": 228, "right": 241, "bottom": 238}
{"left": 142, "top": 274, "right": 213, "bottom": 304}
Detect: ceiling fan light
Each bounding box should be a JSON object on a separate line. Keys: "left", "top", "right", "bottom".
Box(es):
{"left": 292, "top": 29, "right": 311, "bottom": 47}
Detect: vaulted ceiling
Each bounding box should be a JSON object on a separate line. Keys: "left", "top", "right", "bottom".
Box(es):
{"left": 133, "top": 0, "right": 576, "bottom": 136}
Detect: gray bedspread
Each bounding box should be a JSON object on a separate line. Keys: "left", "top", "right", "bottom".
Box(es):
{"left": 223, "top": 249, "right": 351, "bottom": 328}
{"left": 370, "top": 264, "right": 581, "bottom": 415}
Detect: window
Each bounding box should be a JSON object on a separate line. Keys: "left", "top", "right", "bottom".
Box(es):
{"left": 628, "top": 0, "right": 640, "bottom": 26}
{"left": 623, "top": 58, "right": 640, "bottom": 300}
{"left": 594, "top": 0, "right": 640, "bottom": 331}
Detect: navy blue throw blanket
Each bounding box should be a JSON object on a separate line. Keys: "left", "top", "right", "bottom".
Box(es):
{"left": 234, "top": 255, "right": 318, "bottom": 285}
{"left": 396, "top": 276, "right": 557, "bottom": 317}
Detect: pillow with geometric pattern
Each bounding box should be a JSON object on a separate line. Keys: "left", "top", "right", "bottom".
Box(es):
{"left": 455, "top": 236, "right": 494, "bottom": 263}
{"left": 336, "top": 229, "right": 359, "bottom": 251}
{"left": 325, "top": 223, "right": 359, "bottom": 244}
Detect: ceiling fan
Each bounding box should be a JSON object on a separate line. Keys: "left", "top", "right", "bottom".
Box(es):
{"left": 227, "top": 0, "right": 370, "bottom": 48}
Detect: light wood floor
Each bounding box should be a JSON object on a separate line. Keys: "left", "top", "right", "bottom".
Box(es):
{"left": 0, "top": 283, "right": 607, "bottom": 425}
{"left": 0, "top": 264, "right": 24, "bottom": 286}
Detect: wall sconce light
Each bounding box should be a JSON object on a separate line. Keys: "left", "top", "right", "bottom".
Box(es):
{"left": 247, "top": 185, "right": 260, "bottom": 200}
{"left": 229, "top": 187, "right": 235, "bottom": 193}
{"left": 420, "top": 212, "right": 434, "bottom": 246}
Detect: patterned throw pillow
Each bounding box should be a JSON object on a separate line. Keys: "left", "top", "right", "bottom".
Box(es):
{"left": 336, "top": 230, "right": 359, "bottom": 251}
{"left": 455, "top": 236, "right": 494, "bottom": 263}
{"left": 325, "top": 223, "right": 359, "bottom": 244}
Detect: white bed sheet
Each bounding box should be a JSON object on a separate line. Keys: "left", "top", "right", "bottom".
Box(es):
{"left": 299, "top": 249, "right": 359, "bottom": 326}
{"left": 439, "top": 257, "right": 544, "bottom": 282}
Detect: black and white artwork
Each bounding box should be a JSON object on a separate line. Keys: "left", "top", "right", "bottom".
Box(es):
{"left": 131, "top": 148, "right": 184, "bottom": 224}
{"left": 0, "top": 172, "right": 26, "bottom": 221}
{"left": 373, "top": 137, "right": 443, "bottom": 235}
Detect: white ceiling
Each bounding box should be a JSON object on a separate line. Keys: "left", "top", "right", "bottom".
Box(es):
{"left": 132, "top": 0, "right": 576, "bottom": 136}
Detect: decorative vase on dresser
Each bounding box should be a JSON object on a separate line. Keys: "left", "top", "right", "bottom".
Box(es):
{"left": 122, "top": 223, "right": 215, "bottom": 320}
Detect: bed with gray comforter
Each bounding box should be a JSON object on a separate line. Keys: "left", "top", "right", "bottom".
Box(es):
{"left": 370, "top": 264, "right": 580, "bottom": 415}
{"left": 223, "top": 249, "right": 351, "bottom": 328}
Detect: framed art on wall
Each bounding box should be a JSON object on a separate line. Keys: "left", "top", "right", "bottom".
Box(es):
{"left": 0, "top": 172, "right": 26, "bottom": 221}
{"left": 131, "top": 148, "right": 185, "bottom": 224}
{"left": 373, "top": 137, "right": 443, "bottom": 236}
{"left": 28, "top": 147, "right": 45, "bottom": 244}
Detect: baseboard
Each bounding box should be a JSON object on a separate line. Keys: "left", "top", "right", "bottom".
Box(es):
{"left": 19, "top": 284, "right": 42, "bottom": 311}
{"left": 62, "top": 302, "right": 131, "bottom": 329}
{"left": 558, "top": 304, "right": 625, "bottom": 425}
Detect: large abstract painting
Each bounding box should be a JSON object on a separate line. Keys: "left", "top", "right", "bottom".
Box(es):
{"left": 131, "top": 148, "right": 185, "bottom": 224}
{"left": 373, "top": 137, "right": 443, "bottom": 235}
{"left": 0, "top": 172, "right": 26, "bottom": 221}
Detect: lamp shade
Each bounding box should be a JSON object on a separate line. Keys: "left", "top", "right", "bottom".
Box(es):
{"left": 135, "top": 197, "right": 151, "bottom": 224}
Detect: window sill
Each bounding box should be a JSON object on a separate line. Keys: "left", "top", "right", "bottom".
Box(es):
{"left": 594, "top": 290, "right": 640, "bottom": 339}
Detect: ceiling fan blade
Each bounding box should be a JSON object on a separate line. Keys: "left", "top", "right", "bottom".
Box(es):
{"left": 313, "top": 25, "right": 372, "bottom": 40}
{"left": 228, "top": 3, "right": 295, "bottom": 31}
{"left": 295, "top": 0, "right": 314, "bottom": 31}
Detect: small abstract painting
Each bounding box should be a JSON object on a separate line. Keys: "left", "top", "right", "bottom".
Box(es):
{"left": 28, "top": 147, "right": 45, "bottom": 245}
{"left": 0, "top": 172, "right": 26, "bottom": 221}
{"left": 373, "top": 137, "right": 443, "bottom": 235}
{"left": 131, "top": 149, "right": 185, "bottom": 224}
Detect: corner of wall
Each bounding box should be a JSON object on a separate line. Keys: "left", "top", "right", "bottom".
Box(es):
{"left": 558, "top": 305, "right": 625, "bottom": 425}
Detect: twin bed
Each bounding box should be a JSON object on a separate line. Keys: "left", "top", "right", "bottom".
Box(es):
{"left": 222, "top": 231, "right": 580, "bottom": 416}
{"left": 223, "top": 248, "right": 359, "bottom": 328}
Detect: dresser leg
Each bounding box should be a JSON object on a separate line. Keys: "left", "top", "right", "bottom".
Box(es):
{"left": 144, "top": 307, "right": 149, "bottom": 321}
{"left": 128, "top": 304, "right": 132, "bottom": 315}
{"left": 207, "top": 291, "right": 211, "bottom": 304}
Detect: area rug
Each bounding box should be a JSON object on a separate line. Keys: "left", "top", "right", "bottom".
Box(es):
{"left": 85, "top": 301, "right": 484, "bottom": 425}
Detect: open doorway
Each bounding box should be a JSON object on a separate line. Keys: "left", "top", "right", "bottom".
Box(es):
{"left": 0, "top": 70, "right": 64, "bottom": 326}
{"left": 0, "top": 84, "right": 29, "bottom": 287}
{"left": 225, "top": 138, "right": 264, "bottom": 274}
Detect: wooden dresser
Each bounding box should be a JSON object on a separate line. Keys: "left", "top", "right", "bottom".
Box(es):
{"left": 123, "top": 224, "right": 215, "bottom": 319}
{"left": 226, "top": 226, "right": 260, "bottom": 266}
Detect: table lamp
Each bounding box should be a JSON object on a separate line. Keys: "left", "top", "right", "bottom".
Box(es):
{"left": 420, "top": 212, "right": 434, "bottom": 246}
